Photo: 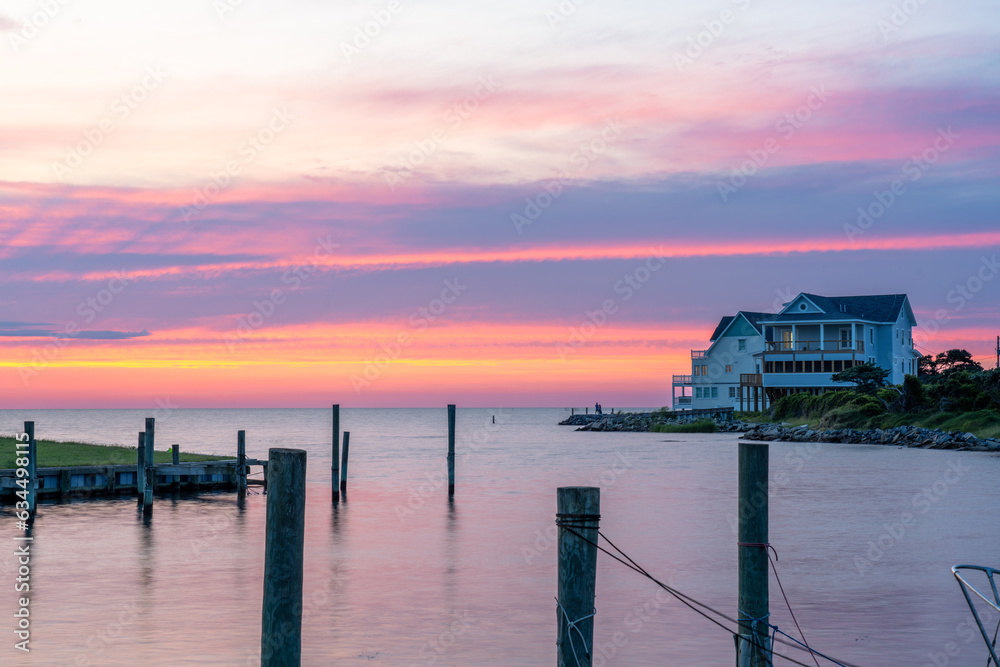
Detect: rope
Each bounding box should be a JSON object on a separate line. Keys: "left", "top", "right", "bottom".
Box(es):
{"left": 556, "top": 513, "right": 601, "bottom": 529}
{"left": 740, "top": 542, "right": 821, "bottom": 667}
{"left": 555, "top": 598, "right": 595, "bottom": 667}
{"left": 560, "top": 526, "right": 861, "bottom": 667}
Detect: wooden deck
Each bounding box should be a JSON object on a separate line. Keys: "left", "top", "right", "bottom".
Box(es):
{"left": 0, "top": 459, "right": 266, "bottom": 501}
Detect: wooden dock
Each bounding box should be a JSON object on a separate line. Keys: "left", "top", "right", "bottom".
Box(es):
{"left": 0, "top": 458, "right": 266, "bottom": 502}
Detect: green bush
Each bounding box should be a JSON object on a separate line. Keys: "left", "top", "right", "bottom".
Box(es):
{"left": 650, "top": 419, "right": 718, "bottom": 433}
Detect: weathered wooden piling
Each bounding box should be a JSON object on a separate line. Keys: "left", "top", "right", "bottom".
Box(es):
{"left": 24, "top": 421, "right": 36, "bottom": 519}
{"left": 171, "top": 444, "right": 180, "bottom": 491}
{"left": 340, "top": 431, "right": 350, "bottom": 492}
{"left": 261, "top": 448, "right": 307, "bottom": 667}
{"left": 737, "top": 442, "right": 770, "bottom": 667}
{"left": 447, "top": 404, "right": 456, "bottom": 496}
{"left": 237, "top": 430, "right": 247, "bottom": 495}
{"left": 331, "top": 404, "right": 340, "bottom": 503}
{"left": 556, "top": 486, "right": 600, "bottom": 667}
{"left": 137, "top": 431, "right": 146, "bottom": 503}
{"left": 59, "top": 470, "right": 70, "bottom": 498}
{"left": 143, "top": 418, "right": 154, "bottom": 514}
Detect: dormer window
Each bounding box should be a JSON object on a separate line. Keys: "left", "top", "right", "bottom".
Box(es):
{"left": 799, "top": 303, "right": 807, "bottom": 311}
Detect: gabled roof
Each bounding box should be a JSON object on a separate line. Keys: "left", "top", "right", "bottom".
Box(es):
{"left": 763, "top": 294, "right": 912, "bottom": 324}
{"left": 709, "top": 311, "right": 771, "bottom": 341}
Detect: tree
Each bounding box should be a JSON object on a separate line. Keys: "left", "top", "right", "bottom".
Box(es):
{"left": 933, "top": 349, "right": 983, "bottom": 376}
{"left": 831, "top": 362, "right": 890, "bottom": 395}
{"left": 918, "top": 354, "right": 938, "bottom": 377}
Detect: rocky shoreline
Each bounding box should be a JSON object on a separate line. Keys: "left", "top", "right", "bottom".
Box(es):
{"left": 740, "top": 423, "right": 1000, "bottom": 452}
{"left": 558, "top": 412, "right": 1000, "bottom": 452}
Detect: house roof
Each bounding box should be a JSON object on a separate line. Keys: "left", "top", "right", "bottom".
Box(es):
{"left": 709, "top": 311, "right": 772, "bottom": 341}
{"left": 762, "top": 294, "right": 911, "bottom": 324}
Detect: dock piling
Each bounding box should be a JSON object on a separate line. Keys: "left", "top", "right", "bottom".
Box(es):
{"left": 24, "top": 421, "right": 36, "bottom": 520}
{"left": 447, "top": 404, "right": 456, "bottom": 497}
{"left": 237, "top": 430, "right": 247, "bottom": 495}
{"left": 260, "top": 448, "right": 307, "bottom": 667}
{"left": 340, "top": 431, "right": 350, "bottom": 492}
{"left": 137, "top": 432, "right": 146, "bottom": 503}
{"left": 332, "top": 404, "right": 340, "bottom": 503}
{"left": 171, "top": 445, "right": 180, "bottom": 491}
{"left": 737, "top": 442, "right": 770, "bottom": 667}
{"left": 557, "top": 486, "right": 600, "bottom": 667}
{"left": 143, "top": 418, "right": 154, "bottom": 514}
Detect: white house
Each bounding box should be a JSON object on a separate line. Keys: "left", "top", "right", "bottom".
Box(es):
{"left": 673, "top": 293, "right": 921, "bottom": 411}
{"left": 672, "top": 311, "right": 770, "bottom": 410}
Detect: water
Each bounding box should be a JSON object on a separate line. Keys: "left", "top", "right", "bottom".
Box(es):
{"left": 1, "top": 408, "right": 998, "bottom": 666}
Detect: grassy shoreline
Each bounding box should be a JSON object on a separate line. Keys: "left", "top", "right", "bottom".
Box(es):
{"left": 650, "top": 419, "right": 718, "bottom": 433}
{"left": 734, "top": 407, "right": 1000, "bottom": 440}
{"left": 0, "top": 436, "right": 228, "bottom": 469}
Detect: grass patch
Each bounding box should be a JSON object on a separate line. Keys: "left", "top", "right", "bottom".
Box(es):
{"left": 0, "top": 437, "right": 228, "bottom": 469}
{"left": 650, "top": 419, "right": 718, "bottom": 433}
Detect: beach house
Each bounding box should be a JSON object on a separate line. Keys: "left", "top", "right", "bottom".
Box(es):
{"left": 673, "top": 293, "right": 920, "bottom": 410}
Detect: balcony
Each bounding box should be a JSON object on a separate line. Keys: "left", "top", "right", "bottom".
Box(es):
{"left": 672, "top": 374, "right": 693, "bottom": 385}
{"left": 674, "top": 396, "right": 692, "bottom": 406}
{"left": 765, "top": 340, "right": 865, "bottom": 353}
{"left": 691, "top": 350, "right": 708, "bottom": 359}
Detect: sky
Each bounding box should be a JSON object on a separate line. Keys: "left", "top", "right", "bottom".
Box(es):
{"left": 1, "top": 0, "right": 998, "bottom": 408}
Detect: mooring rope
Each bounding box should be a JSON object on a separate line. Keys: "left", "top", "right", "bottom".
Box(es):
{"left": 739, "top": 541, "right": 821, "bottom": 667}
{"left": 559, "top": 526, "right": 860, "bottom": 667}
{"left": 555, "top": 598, "right": 595, "bottom": 667}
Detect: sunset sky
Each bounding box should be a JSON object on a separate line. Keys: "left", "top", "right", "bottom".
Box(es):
{"left": 1, "top": 0, "right": 998, "bottom": 407}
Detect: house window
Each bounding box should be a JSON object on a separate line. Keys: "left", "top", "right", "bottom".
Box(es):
{"left": 840, "top": 329, "right": 850, "bottom": 349}
{"left": 824, "top": 360, "right": 833, "bottom": 373}
{"left": 701, "top": 365, "right": 708, "bottom": 376}
{"left": 795, "top": 361, "right": 803, "bottom": 373}
{"left": 711, "top": 387, "right": 718, "bottom": 399}
{"left": 870, "top": 329, "right": 874, "bottom": 344}
{"left": 738, "top": 339, "right": 746, "bottom": 352}
{"left": 781, "top": 329, "right": 793, "bottom": 350}
{"left": 725, "top": 364, "right": 733, "bottom": 374}
{"left": 693, "top": 366, "right": 700, "bottom": 376}
{"left": 729, "top": 387, "right": 736, "bottom": 398}
{"left": 834, "top": 360, "right": 843, "bottom": 372}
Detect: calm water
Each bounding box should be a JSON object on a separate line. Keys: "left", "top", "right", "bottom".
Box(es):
{"left": 1, "top": 408, "right": 998, "bottom": 666}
